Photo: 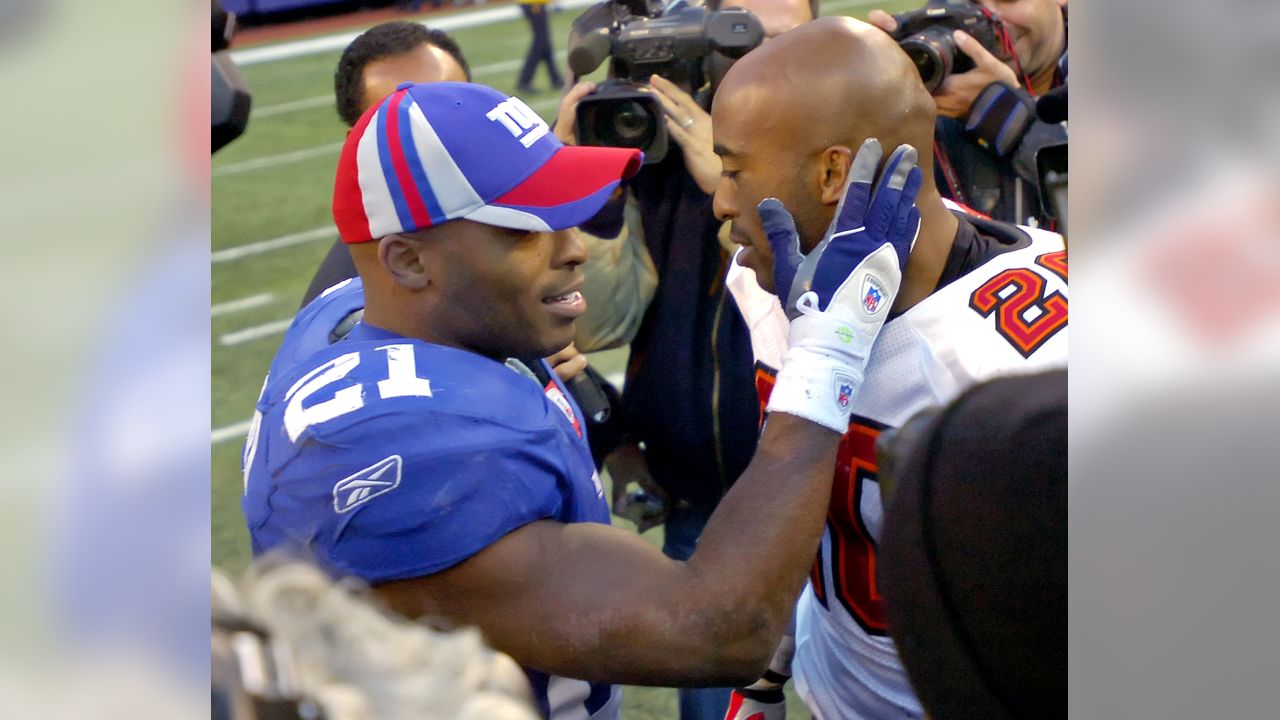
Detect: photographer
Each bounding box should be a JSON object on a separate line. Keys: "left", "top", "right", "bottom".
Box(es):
{"left": 869, "top": 0, "right": 1067, "bottom": 226}
{"left": 552, "top": 1, "right": 815, "bottom": 718}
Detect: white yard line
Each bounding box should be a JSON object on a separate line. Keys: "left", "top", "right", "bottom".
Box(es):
{"left": 213, "top": 141, "right": 345, "bottom": 177}
{"left": 251, "top": 95, "right": 334, "bottom": 119}
{"left": 212, "top": 419, "right": 254, "bottom": 446}
{"left": 213, "top": 226, "right": 337, "bottom": 263}
{"left": 212, "top": 293, "right": 275, "bottom": 317}
{"left": 219, "top": 318, "right": 295, "bottom": 346}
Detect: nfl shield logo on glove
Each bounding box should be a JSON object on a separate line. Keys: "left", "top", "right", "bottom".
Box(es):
{"left": 861, "top": 274, "right": 886, "bottom": 315}
{"left": 833, "top": 371, "right": 856, "bottom": 411}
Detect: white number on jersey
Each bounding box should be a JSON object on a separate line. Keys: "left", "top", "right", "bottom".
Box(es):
{"left": 279, "top": 344, "right": 433, "bottom": 443}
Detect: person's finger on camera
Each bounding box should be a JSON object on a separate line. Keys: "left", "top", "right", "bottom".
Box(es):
{"left": 649, "top": 75, "right": 699, "bottom": 114}
{"left": 649, "top": 77, "right": 703, "bottom": 132}
{"left": 953, "top": 29, "right": 1017, "bottom": 79}
{"left": 649, "top": 75, "right": 719, "bottom": 193}
{"left": 931, "top": 31, "right": 1019, "bottom": 118}
{"left": 553, "top": 80, "right": 596, "bottom": 145}
{"left": 867, "top": 9, "right": 898, "bottom": 33}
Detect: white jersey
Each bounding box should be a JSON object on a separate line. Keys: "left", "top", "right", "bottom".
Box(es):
{"left": 727, "top": 219, "right": 1068, "bottom": 720}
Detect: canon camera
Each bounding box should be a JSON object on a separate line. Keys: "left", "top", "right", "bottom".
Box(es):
{"left": 891, "top": 0, "right": 1014, "bottom": 93}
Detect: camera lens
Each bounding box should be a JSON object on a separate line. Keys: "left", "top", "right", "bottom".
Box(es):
{"left": 610, "top": 99, "right": 656, "bottom": 147}
{"left": 575, "top": 85, "right": 667, "bottom": 163}
{"left": 901, "top": 27, "right": 956, "bottom": 94}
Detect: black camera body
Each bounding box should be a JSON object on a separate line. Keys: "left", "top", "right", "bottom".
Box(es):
{"left": 569, "top": 0, "right": 763, "bottom": 163}
{"left": 891, "top": 0, "right": 1014, "bottom": 93}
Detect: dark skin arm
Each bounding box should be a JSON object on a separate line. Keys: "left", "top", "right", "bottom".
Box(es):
{"left": 375, "top": 412, "right": 839, "bottom": 687}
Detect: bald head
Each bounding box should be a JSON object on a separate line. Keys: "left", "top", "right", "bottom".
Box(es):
{"left": 719, "top": 17, "right": 936, "bottom": 186}
{"left": 712, "top": 17, "right": 955, "bottom": 301}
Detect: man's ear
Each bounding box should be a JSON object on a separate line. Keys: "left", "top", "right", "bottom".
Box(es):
{"left": 378, "top": 233, "right": 431, "bottom": 290}
{"left": 817, "top": 145, "right": 855, "bottom": 206}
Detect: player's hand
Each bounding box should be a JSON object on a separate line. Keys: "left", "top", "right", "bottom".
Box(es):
{"left": 649, "top": 75, "right": 720, "bottom": 195}
{"left": 764, "top": 139, "right": 922, "bottom": 432}
{"left": 546, "top": 343, "right": 588, "bottom": 382}
{"left": 554, "top": 81, "right": 597, "bottom": 145}
{"left": 933, "top": 30, "right": 1020, "bottom": 118}
{"left": 764, "top": 139, "right": 921, "bottom": 319}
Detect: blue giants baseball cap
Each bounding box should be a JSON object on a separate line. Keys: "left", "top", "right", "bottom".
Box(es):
{"left": 333, "top": 82, "right": 643, "bottom": 244}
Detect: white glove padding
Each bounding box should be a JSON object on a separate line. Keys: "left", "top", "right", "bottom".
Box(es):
{"left": 765, "top": 139, "right": 922, "bottom": 431}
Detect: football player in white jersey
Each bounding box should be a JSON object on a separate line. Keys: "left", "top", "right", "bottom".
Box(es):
{"left": 711, "top": 17, "right": 1068, "bottom": 720}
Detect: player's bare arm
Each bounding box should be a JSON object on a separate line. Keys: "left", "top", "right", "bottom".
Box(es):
{"left": 379, "top": 136, "right": 923, "bottom": 686}
{"left": 376, "top": 411, "right": 839, "bottom": 686}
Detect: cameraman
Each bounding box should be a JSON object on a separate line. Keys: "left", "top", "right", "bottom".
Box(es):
{"left": 552, "top": 1, "right": 815, "bottom": 718}
{"left": 870, "top": 0, "right": 1067, "bottom": 225}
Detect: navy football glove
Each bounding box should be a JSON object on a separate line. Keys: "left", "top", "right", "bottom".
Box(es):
{"left": 764, "top": 139, "right": 922, "bottom": 431}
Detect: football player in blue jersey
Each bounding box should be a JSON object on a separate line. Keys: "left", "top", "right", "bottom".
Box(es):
{"left": 242, "top": 80, "right": 922, "bottom": 720}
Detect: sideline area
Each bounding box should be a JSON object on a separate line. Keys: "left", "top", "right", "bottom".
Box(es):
{"left": 231, "top": 0, "right": 598, "bottom": 64}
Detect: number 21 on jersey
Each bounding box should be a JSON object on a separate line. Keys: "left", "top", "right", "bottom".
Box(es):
{"left": 242, "top": 344, "right": 432, "bottom": 492}
{"left": 282, "top": 343, "right": 433, "bottom": 441}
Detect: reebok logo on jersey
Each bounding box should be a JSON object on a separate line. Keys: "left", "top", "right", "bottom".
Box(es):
{"left": 333, "top": 455, "right": 402, "bottom": 513}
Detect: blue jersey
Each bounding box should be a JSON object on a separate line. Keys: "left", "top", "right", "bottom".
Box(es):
{"left": 267, "top": 277, "right": 366, "bottom": 382}
{"left": 243, "top": 319, "right": 619, "bottom": 720}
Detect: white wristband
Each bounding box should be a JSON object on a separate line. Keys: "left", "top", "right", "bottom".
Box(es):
{"left": 767, "top": 345, "right": 863, "bottom": 432}
{"left": 767, "top": 252, "right": 899, "bottom": 432}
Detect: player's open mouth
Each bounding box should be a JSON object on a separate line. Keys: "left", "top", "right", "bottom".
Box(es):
{"left": 542, "top": 290, "right": 586, "bottom": 318}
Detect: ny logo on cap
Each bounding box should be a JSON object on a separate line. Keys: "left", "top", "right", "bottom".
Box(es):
{"left": 486, "top": 97, "right": 549, "bottom": 149}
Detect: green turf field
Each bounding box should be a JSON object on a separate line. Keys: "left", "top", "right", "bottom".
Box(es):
{"left": 213, "top": 2, "right": 917, "bottom": 715}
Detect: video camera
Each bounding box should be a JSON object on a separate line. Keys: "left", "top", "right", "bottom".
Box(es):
{"left": 890, "top": 0, "right": 1014, "bottom": 94}
{"left": 567, "top": 0, "right": 763, "bottom": 164}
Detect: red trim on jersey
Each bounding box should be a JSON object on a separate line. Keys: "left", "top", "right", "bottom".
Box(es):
{"left": 826, "top": 421, "right": 889, "bottom": 634}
